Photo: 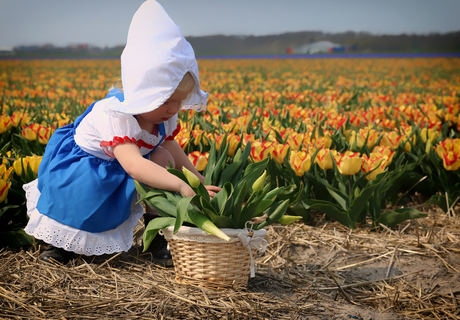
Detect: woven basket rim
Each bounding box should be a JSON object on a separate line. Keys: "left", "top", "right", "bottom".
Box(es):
{"left": 162, "top": 225, "right": 267, "bottom": 238}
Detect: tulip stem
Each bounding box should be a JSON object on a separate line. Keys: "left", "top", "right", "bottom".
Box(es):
{"left": 348, "top": 176, "right": 352, "bottom": 202}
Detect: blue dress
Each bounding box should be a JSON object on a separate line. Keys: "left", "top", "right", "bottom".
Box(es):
{"left": 24, "top": 89, "right": 178, "bottom": 255}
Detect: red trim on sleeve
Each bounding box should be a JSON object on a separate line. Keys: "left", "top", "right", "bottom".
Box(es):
{"left": 165, "top": 124, "right": 181, "bottom": 141}
{"left": 100, "top": 136, "right": 157, "bottom": 158}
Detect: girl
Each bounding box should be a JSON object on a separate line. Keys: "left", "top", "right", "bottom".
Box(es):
{"left": 23, "top": 0, "right": 219, "bottom": 266}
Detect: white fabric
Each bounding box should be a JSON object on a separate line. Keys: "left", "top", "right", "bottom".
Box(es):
{"left": 109, "top": 0, "right": 208, "bottom": 115}
{"left": 75, "top": 97, "right": 178, "bottom": 159}
{"left": 23, "top": 179, "right": 144, "bottom": 256}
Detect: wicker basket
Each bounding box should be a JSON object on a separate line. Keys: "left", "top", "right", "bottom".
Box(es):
{"left": 162, "top": 226, "right": 267, "bottom": 290}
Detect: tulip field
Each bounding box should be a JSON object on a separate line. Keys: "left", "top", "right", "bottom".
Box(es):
{"left": 1, "top": 57, "right": 460, "bottom": 248}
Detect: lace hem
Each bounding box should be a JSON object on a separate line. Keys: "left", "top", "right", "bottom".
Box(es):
{"left": 23, "top": 180, "right": 144, "bottom": 256}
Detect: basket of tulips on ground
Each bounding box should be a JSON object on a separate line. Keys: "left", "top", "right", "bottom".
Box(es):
{"left": 135, "top": 140, "right": 302, "bottom": 290}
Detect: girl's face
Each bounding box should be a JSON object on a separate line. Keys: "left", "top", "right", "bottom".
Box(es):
{"left": 136, "top": 87, "right": 192, "bottom": 129}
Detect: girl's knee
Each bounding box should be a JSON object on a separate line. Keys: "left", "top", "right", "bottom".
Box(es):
{"left": 150, "top": 147, "right": 175, "bottom": 168}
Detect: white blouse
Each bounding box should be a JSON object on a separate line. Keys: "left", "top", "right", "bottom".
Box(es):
{"left": 74, "top": 96, "right": 179, "bottom": 160}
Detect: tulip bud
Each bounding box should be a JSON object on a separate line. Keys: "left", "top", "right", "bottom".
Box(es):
{"left": 252, "top": 170, "right": 267, "bottom": 193}
{"left": 182, "top": 167, "right": 201, "bottom": 188}
{"left": 278, "top": 215, "right": 303, "bottom": 225}
{"left": 233, "top": 148, "right": 242, "bottom": 162}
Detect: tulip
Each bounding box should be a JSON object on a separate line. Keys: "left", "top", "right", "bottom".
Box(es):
{"left": 336, "top": 151, "right": 362, "bottom": 175}
{"left": 420, "top": 127, "right": 439, "bottom": 144}
{"left": 187, "top": 151, "right": 209, "bottom": 171}
{"left": 289, "top": 151, "right": 312, "bottom": 176}
{"left": 227, "top": 133, "right": 241, "bottom": 156}
{"left": 0, "top": 116, "right": 13, "bottom": 134}
{"left": 371, "top": 146, "right": 395, "bottom": 167}
{"left": 277, "top": 215, "right": 303, "bottom": 225}
{"left": 435, "top": 138, "right": 460, "bottom": 171}
{"left": 174, "top": 128, "right": 190, "bottom": 150}
{"left": 250, "top": 141, "right": 274, "bottom": 163}
{"left": 0, "top": 178, "right": 11, "bottom": 203}
{"left": 10, "top": 112, "right": 31, "bottom": 127}
{"left": 0, "top": 165, "right": 13, "bottom": 180}
{"left": 271, "top": 143, "right": 290, "bottom": 165}
{"left": 347, "top": 128, "right": 379, "bottom": 150}
{"left": 12, "top": 155, "right": 42, "bottom": 177}
{"left": 286, "top": 133, "right": 304, "bottom": 151}
{"left": 252, "top": 170, "right": 267, "bottom": 193}
{"left": 379, "top": 131, "right": 404, "bottom": 151}
{"left": 361, "top": 154, "right": 387, "bottom": 180}
{"left": 315, "top": 148, "right": 338, "bottom": 170}
{"left": 192, "top": 129, "right": 204, "bottom": 146}
{"left": 182, "top": 167, "right": 201, "bottom": 188}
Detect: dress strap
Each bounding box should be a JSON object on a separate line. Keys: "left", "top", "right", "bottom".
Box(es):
{"left": 74, "top": 88, "right": 124, "bottom": 129}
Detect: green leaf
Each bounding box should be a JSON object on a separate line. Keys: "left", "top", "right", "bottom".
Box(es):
{"left": 0, "top": 228, "right": 34, "bottom": 248}
{"left": 175, "top": 196, "right": 194, "bottom": 233}
{"left": 256, "top": 199, "right": 291, "bottom": 229}
{"left": 378, "top": 208, "right": 428, "bottom": 228}
{"left": 348, "top": 182, "right": 381, "bottom": 222}
{"left": 210, "top": 182, "right": 234, "bottom": 216}
{"left": 231, "top": 180, "right": 247, "bottom": 224}
{"left": 217, "top": 160, "right": 242, "bottom": 187}
{"left": 203, "top": 141, "right": 217, "bottom": 185}
{"left": 304, "top": 199, "right": 356, "bottom": 229}
{"left": 143, "top": 217, "right": 176, "bottom": 252}
{"left": 230, "top": 140, "right": 252, "bottom": 186}
{"left": 143, "top": 196, "right": 178, "bottom": 218}
{"left": 287, "top": 200, "right": 310, "bottom": 222}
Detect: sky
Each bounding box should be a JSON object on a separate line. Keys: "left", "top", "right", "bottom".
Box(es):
{"left": 1, "top": 0, "right": 460, "bottom": 48}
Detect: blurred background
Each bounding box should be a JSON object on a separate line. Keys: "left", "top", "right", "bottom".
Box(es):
{"left": 1, "top": 0, "right": 460, "bottom": 56}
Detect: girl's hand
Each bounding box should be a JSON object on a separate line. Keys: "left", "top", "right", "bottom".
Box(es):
{"left": 180, "top": 183, "right": 196, "bottom": 198}
{"left": 205, "top": 185, "right": 221, "bottom": 199}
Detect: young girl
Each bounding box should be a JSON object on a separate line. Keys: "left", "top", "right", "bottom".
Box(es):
{"left": 23, "top": 0, "right": 219, "bottom": 266}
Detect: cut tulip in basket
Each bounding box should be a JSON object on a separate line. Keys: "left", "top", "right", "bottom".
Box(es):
{"left": 135, "top": 155, "right": 301, "bottom": 290}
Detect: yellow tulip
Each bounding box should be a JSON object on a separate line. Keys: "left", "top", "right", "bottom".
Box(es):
{"left": 0, "top": 116, "right": 13, "bottom": 134}
{"left": 0, "top": 178, "right": 11, "bottom": 203}
{"left": 249, "top": 141, "right": 274, "bottom": 163}
{"left": 187, "top": 151, "right": 208, "bottom": 171}
{"left": 420, "top": 127, "right": 439, "bottom": 144}
{"left": 379, "top": 131, "right": 404, "bottom": 151}
{"left": 315, "top": 149, "right": 338, "bottom": 170}
{"left": 289, "top": 151, "right": 312, "bottom": 176}
{"left": 336, "top": 151, "right": 362, "bottom": 175}
{"left": 361, "top": 154, "right": 387, "bottom": 180}
{"left": 271, "top": 143, "right": 290, "bottom": 165}
{"left": 436, "top": 138, "right": 460, "bottom": 171}
{"left": 227, "top": 134, "right": 241, "bottom": 156}
{"left": 192, "top": 129, "right": 204, "bottom": 146}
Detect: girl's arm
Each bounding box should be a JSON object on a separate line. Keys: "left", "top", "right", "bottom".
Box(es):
{"left": 161, "top": 140, "right": 221, "bottom": 196}
{"left": 112, "top": 142, "right": 195, "bottom": 197}
{"left": 161, "top": 140, "right": 205, "bottom": 182}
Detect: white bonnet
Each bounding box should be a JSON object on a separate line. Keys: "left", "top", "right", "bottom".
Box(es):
{"left": 109, "top": 0, "right": 208, "bottom": 115}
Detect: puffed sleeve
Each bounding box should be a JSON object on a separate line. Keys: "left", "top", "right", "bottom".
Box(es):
{"left": 97, "top": 97, "right": 161, "bottom": 158}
